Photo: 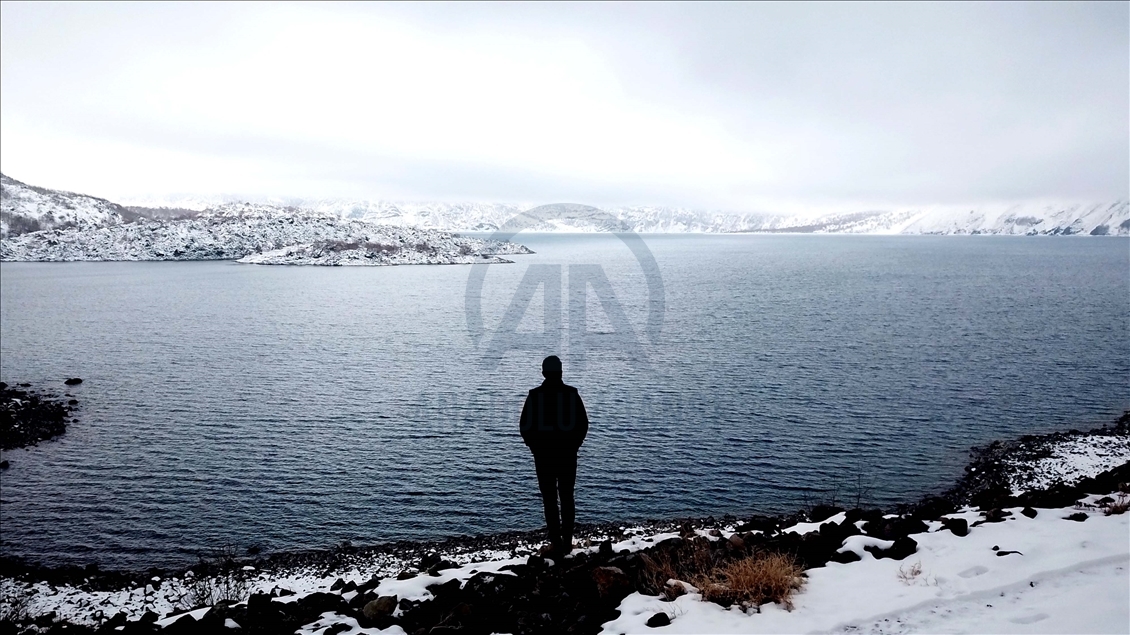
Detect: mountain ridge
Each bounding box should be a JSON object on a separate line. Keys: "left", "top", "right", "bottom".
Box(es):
{"left": 3, "top": 173, "right": 1127, "bottom": 239}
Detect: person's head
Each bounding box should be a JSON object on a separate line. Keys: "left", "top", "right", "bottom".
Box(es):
{"left": 542, "top": 355, "right": 562, "bottom": 381}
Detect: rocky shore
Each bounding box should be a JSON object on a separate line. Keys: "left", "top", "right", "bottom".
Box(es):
{"left": 1, "top": 413, "right": 1127, "bottom": 634}
{"left": 0, "top": 381, "right": 80, "bottom": 453}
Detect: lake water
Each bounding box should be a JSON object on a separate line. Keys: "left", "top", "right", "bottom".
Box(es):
{"left": 1, "top": 234, "right": 1127, "bottom": 569}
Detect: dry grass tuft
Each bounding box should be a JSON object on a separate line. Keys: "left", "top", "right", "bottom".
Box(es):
{"left": 1104, "top": 493, "right": 1130, "bottom": 516}
{"left": 897, "top": 561, "right": 923, "bottom": 585}
{"left": 694, "top": 553, "right": 805, "bottom": 611}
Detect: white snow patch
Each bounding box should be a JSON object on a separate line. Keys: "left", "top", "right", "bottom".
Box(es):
{"left": 600, "top": 506, "right": 1130, "bottom": 634}
{"left": 1008, "top": 435, "right": 1130, "bottom": 496}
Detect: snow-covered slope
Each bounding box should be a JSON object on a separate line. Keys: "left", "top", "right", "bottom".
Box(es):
{"left": 0, "top": 203, "right": 530, "bottom": 264}
{"left": 0, "top": 173, "right": 129, "bottom": 238}
{"left": 756, "top": 201, "right": 1130, "bottom": 236}
{"left": 158, "top": 195, "right": 1130, "bottom": 236}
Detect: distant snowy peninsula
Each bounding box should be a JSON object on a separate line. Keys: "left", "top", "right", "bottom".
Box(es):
{"left": 0, "top": 175, "right": 531, "bottom": 265}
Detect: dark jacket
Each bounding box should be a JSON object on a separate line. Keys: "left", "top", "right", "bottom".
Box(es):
{"left": 520, "top": 379, "right": 589, "bottom": 454}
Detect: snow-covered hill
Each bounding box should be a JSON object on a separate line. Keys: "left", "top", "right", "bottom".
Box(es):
{"left": 755, "top": 201, "right": 1130, "bottom": 236}
{"left": 0, "top": 173, "right": 129, "bottom": 238}
{"left": 0, "top": 203, "right": 531, "bottom": 264}
{"left": 139, "top": 194, "right": 1130, "bottom": 236}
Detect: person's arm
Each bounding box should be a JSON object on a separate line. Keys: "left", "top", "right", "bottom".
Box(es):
{"left": 520, "top": 391, "right": 532, "bottom": 447}
{"left": 574, "top": 391, "right": 589, "bottom": 449}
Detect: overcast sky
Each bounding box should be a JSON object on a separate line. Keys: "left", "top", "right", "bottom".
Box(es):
{"left": 1, "top": 2, "right": 1126, "bottom": 213}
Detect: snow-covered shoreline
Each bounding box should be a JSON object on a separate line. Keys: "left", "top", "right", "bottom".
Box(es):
{"left": 2, "top": 414, "right": 1127, "bottom": 633}
{"left": 0, "top": 203, "right": 532, "bottom": 265}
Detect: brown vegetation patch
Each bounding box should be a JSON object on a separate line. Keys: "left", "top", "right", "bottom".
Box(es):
{"left": 639, "top": 538, "right": 805, "bottom": 610}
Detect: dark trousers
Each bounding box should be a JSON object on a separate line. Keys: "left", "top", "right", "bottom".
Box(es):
{"left": 533, "top": 450, "right": 577, "bottom": 545}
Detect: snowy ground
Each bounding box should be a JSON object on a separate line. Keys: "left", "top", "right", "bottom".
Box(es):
{"left": 604, "top": 498, "right": 1129, "bottom": 634}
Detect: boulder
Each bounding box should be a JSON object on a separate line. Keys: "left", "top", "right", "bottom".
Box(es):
{"left": 866, "top": 536, "right": 918, "bottom": 560}
{"left": 363, "top": 595, "right": 398, "bottom": 620}
{"left": 1021, "top": 507, "right": 1038, "bottom": 518}
{"left": 425, "top": 578, "right": 462, "bottom": 598}
{"left": 809, "top": 504, "right": 844, "bottom": 523}
{"left": 941, "top": 517, "right": 969, "bottom": 537}
{"left": 829, "top": 549, "right": 862, "bottom": 564}
{"left": 646, "top": 612, "right": 672, "bottom": 627}
{"left": 981, "top": 508, "right": 1011, "bottom": 523}
{"left": 64, "top": 378, "right": 83, "bottom": 385}
{"left": 591, "top": 566, "right": 632, "bottom": 600}
{"left": 911, "top": 496, "right": 957, "bottom": 520}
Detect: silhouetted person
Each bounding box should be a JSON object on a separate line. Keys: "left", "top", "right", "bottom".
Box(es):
{"left": 520, "top": 355, "right": 589, "bottom": 556}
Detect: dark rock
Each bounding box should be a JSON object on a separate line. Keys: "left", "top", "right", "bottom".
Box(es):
{"left": 419, "top": 552, "right": 442, "bottom": 570}
{"left": 592, "top": 566, "right": 632, "bottom": 600}
{"left": 246, "top": 545, "right": 261, "bottom": 556}
{"left": 330, "top": 577, "right": 346, "bottom": 591}
{"left": 911, "top": 496, "right": 957, "bottom": 520}
{"left": 428, "top": 559, "right": 457, "bottom": 575}
{"left": 1065, "top": 512, "right": 1088, "bottom": 522}
{"left": 294, "top": 591, "right": 349, "bottom": 621}
{"left": 103, "top": 612, "right": 128, "bottom": 629}
{"left": 598, "top": 539, "right": 614, "bottom": 557}
{"left": 161, "top": 614, "right": 197, "bottom": 634}
{"left": 353, "top": 577, "right": 380, "bottom": 595}
{"left": 654, "top": 536, "right": 684, "bottom": 550}
{"left": 363, "top": 592, "right": 400, "bottom": 623}
{"left": 942, "top": 517, "right": 969, "bottom": 537}
{"left": 68, "top": 399, "right": 79, "bottom": 406}
{"left": 396, "top": 569, "right": 416, "bottom": 580}
{"left": 1021, "top": 507, "right": 1038, "bottom": 518}
{"left": 247, "top": 592, "right": 273, "bottom": 613}
{"left": 809, "top": 504, "right": 844, "bottom": 523}
{"left": 981, "top": 508, "right": 1012, "bottom": 523}
{"left": 363, "top": 595, "right": 398, "bottom": 620}
{"left": 64, "top": 378, "right": 83, "bottom": 385}
{"left": 0, "top": 460, "right": 8, "bottom": 470}
{"left": 865, "top": 516, "right": 929, "bottom": 540}
{"left": 425, "top": 578, "right": 462, "bottom": 598}
{"left": 646, "top": 612, "right": 672, "bottom": 627}
{"left": 829, "top": 549, "right": 862, "bottom": 564}
{"left": 866, "top": 536, "right": 917, "bottom": 560}
{"left": 735, "top": 515, "right": 779, "bottom": 533}
{"left": 995, "top": 550, "right": 1023, "bottom": 556}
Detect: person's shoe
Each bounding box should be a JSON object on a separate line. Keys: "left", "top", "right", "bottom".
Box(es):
{"left": 552, "top": 539, "right": 573, "bottom": 557}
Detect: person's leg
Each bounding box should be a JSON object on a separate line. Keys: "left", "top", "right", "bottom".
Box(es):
{"left": 557, "top": 450, "right": 578, "bottom": 553}
{"left": 533, "top": 452, "right": 561, "bottom": 544}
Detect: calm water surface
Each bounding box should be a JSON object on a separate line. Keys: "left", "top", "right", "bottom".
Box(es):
{"left": 1, "top": 234, "right": 1127, "bottom": 568}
